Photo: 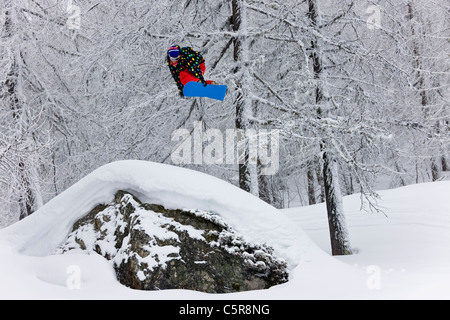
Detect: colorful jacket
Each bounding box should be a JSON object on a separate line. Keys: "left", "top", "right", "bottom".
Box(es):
{"left": 167, "top": 46, "right": 206, "bottom": 95}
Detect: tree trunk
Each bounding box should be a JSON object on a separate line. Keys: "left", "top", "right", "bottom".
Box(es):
{"left": 407, "top": 2, "right": 441, "bottom": 182}
{"left": 442, "top": 156, "right": 448, "bottom": 172}
{"left": 18, "top": 162, "right": 33, "bottom": 220}
{"left": 307, "top": 0, "right": 352, "bottom": 255}
{"left": 306, "top": 161, "right": 316, "bottom": 205}
{"left": 232, "top": 0, "right": 258, "bottom": 196}
{"left": 323, "top": 150, "right": 352, "bottom": 256}
{"left": 315, "top": 162, "right": 325, "bottom": 203}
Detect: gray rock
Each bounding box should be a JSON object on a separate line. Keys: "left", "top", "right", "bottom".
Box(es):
{"left": 57, "top": 191, "right": 288, "bottom": 293}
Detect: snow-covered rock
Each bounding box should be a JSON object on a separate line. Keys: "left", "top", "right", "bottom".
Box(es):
{"left": 57, "top": 190, "right": 288, "bottom": 293}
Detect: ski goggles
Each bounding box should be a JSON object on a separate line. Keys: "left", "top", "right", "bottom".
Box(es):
{"left": 169, "top": 47, "right": 180, "bottom": 60}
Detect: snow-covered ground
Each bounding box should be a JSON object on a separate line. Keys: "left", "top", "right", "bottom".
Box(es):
{"left": 284, "top": 181, "right": 450, "bottom": 299}
{"left": 0, "top": 160, "right": 449, "bottom": 299}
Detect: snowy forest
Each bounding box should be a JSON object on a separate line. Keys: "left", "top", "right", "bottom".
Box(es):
{"left": 0, "top": 0, "right": 449, "bottom": 238}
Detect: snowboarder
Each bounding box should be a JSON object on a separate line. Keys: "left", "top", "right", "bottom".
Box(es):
{"left": 167, "top": 45, "right": 216, "bottom": 97}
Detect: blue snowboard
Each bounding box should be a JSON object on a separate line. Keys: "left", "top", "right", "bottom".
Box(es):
{"left": 183, "top": 81, "right": 227, "bottom": 101}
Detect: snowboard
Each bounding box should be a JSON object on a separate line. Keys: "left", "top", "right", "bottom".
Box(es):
{"left": 183, "top": 81, "right": 227, "bottom": 101}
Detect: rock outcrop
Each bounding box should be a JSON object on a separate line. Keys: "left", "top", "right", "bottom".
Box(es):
{"left": 57, "top": 191, "right": 288, "bottom": 293}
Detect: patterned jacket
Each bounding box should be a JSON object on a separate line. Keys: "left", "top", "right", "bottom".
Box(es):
{"left": 167, "top": 46, "right": 206, "bottom": 95}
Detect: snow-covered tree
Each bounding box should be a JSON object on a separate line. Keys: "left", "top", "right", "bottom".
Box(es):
{"left": 0, "top": 0, "right": 57, "bottom": 223}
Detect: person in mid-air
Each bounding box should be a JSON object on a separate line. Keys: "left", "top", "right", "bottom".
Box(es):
{"left": 167, "top": 45, "right": 216, "bottom": 97}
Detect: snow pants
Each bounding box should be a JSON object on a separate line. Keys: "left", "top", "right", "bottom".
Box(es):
{"left": 179, "top": 63, "right": 215, "bottom": 85}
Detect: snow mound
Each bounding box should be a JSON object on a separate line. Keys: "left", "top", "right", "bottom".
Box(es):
{"left": 0, "top": 161, "right": 314, "bottom": 264}
{"left": 0, "top": 161, "right": 330, "bottom": 299}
